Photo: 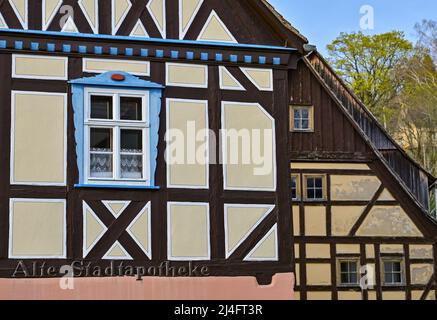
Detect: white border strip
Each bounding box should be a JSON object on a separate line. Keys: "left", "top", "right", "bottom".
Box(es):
{"left": 165, "top": 62, "right": 208, "bottom": 88}
{"left": 179, "top": 0, "right": 204, "bottom": 39}
{"left": 166, "top": 98, "right": 209, "bottom": 189}
{"left": 82, "top": 201, "right": 108, "bottom": 258}
{"left": 83, "top": 58, "right": 151, "bottom": 76}
{"left": 243, "top": 224, "right": 278, "bottom": 261}
{"left": 224, "top": 204, "right": 275, "bottom": 259}
{"left": 167, "top": 202, "right": 211, "bottom": 261}
{"left": 219, "top": 66, "right": 245, "bottom": 91}
{"left": 9, "top": 198, "right": 67, "bottom": 259}
{"left": 197, "top": 10, "right": 237, "bottom": 43}
{"left": 12, "top": 54, "right": 68, "bottom": 80}
{"left": 10, "top": 91, "right": 68, "bottom": 186}
{"left": 126, "top": 201, "right": 152, "bottom": 259}
{"left": 240, "top": 67, "right": 274, "bottom": 92}
{"left": 221, "top": 101, "right": 277, "bottom": 192}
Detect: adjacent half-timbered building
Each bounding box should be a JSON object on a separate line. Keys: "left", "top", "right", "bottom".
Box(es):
{"left": 0, "top": 0, "right": 435, "bottom": 300}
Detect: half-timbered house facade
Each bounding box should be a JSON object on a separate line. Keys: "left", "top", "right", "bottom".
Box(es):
{"left": 0, "top": 0, "right": 435, "bottom": 300}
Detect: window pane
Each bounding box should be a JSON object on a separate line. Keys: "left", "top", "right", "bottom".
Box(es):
{"left": 120, "top": 130, "right": 143, "bottom": 179}
{"left": 349, "top": 262, "right": 357, "bottom": 272}
{"left": 307, "top": 189, "right": 315, "bottom": 199}
{"left": 350, "top": 273, "right": 358, "bottom": 284}
{"left": 301, "top": 109, "right": 309, "bottom": 118}
{"left": 291, "top": 177, "right": 296, "bottom": 188}
{"left": 90, "top": 154, "right": 113, "bottom": 178}
{"left": 315, "top": 178, "right": 323, "bottom": 188}
{"left": 120, "top": 97, "right": 143, "bottom": 121}
{"left": 121, "top": 154, "right": 143, "bottom": 179}
{"left": 301, "top": 119, "right": 309, "bottom": 129}
{"left": 385, "top": 273, "right": 393, "bottom": 284}
{"left": 121, "top": 130, "right": 143, "bottom": 152}
{"left": 91, "top": 96, "right": 113, "bottom": 119}
{"left": 393, "top": 272, "right": 402, "bottom": 283}
{"left": 341, "top": 273, "right": 349, "bottom": 284}
{"left": 384, "top": 262, "right": 392, "bottom": 273}
{"left": 307, "top": 178, "right": 315, "bottom": 188}
{"left": 294, "top": 119, "right": 301, "bottom": 129}
{"left": 340, "top": 262, "right": 348, "bottom": 273}
{"left": 90, "top": 128, "right": 112, "bottom": 151}
{"left": 294, "top": 109, "right": 301, "bottom": 119}
{"left": 393, "top": 262, "right": 401, "bottom": 272}
{"left": 315, "top": 188, "right": 323, "bottom": 199}
{"left": 90, "top": 128, "right": 113, "bottom": 178}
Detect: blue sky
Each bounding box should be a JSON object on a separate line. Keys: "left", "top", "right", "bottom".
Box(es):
{"left": 268, "top": 0, "right": 437, "bottom": 55}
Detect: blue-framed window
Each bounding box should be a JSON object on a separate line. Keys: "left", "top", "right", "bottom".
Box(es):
{"left": 70, "top": 71, "right": 163, "bottom": 189}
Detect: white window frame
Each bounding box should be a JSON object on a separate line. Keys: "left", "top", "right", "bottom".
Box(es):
{"left": 84, "top": 87, "right": 150, "bottom": 186}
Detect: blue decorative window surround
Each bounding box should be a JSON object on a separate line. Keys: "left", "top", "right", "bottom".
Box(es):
{"left": 70, "top": 71, "right": 163, "bottom": 189}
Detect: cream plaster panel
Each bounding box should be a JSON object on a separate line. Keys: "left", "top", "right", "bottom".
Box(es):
{"left": 356, "top": 206, "right": 423, "bottom": 237}
{"left": 380, "top": 244, "right": 404, "bottom": 254}
{"left": 365, "top": 244, "right": 375, "bottom": 259}
{"left": 44, "top": 0, "right": 60, "bottom": 25}
{"left": 167, "top": 99, "right": 208, "bottom": 187}
{"left": 10, "top": 200, "right": 65, "bottom": 258}
{"left": 411, "top": 290, "right": 425, "bottom": 300}
{"left": 85, "top": 208, "right": 105, "bottom": 249}
{"left": 291, "top": 162, "right": 370, "bottom": 170}
{"left": 409, "top": 245, "right": 433, "bottom": 259}
{"left": 292, "top": 206, "right": 300, "bottom": 236}
{"left": 12, "top": 92, "right": 66, "bottom": 185}
{"left": 331, "top": 175, "right": 381, "bottom": 201}
{"left": 168, "top": 203, "right": 209, "bottom": 259}
{"left": 14, "top": 55, "right": 67, "bottom": 79}
{"left": 80, "top": 0, "right": 97, "bottom": 26}
{"left": 247, "top": 228, "right": 277, "bottom": 259}
{"left": 336, "top": 244, "right": 360, "bottom": 254}
{"left": 378, "top": 188, "right": 396, "bottom": 201}
{"left": 180, "top": 0, "right": 202, "bottom": 31}
{"left": 83, "top": 58, "right": 150, "bottom": 75}
{"left": 241, "top": 68, "right": 273, "bottom": 91}
{"left": 306, "top": 292, "right": 332, "bottom": 300}
{"left": 295, "top": 263, "right": 300, "bottom": 286}
{"left": 306, "top": 264, "right": 331, "bottom": 285}
{"left": 304, "top": 206, "right": 326, "bottom": 236}
{"left": 223, "top": 102, "right": 275, "bottom": 190}
{"left": 148, "top": 0, "right": 165, "bottom": 31}
{"left": 198, "top": 12, "right": 235, "bottom": 42}
{"left": 382, "top": 292, "right": 406, "bottom": 301}
{"left": 410, "top": 264, "right": 433, "bottom": 285}
{"left": 331, "top": 206, "right": 365, "bottom": 236}
{"left": 225, "top": 205, "right": 271, "bottom": 255}
{"left": 166, "top": 63, "right": 207, "bottom": 87}
{"left": 306, "top": 244, "right": 331, "bottom": 259}
{"left": 114, "top": 0, "right": 131, "bottom": 27}
{"left": 368, "top": 291, "right": 377, "bottom": 300}
{"left": 337, "top": 291, "right": 362, "bottom": 300}
{"left": 294, "top": 244, "right": 300, "bottom": 259}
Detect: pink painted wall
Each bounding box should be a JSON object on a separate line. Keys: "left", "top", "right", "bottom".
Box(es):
{"left": 0, "top": 273, "right": 295, "bottom": 300}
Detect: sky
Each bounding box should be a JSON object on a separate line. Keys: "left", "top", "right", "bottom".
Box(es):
{"left": 268, "top": 0, "right": 437, "bottom": 55}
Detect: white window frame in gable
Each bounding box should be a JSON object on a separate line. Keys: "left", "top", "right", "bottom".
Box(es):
{"left": 83, "top": 87, "right": 151, "bottom": 186}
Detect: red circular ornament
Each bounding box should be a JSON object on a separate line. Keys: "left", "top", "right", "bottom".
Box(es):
{"left": 111, "top": 74, "right": 125, "bottom": 81}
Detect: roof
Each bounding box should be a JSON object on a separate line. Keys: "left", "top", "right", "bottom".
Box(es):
{"left": 304, "top": 52, "right": 436, "bottom": 213}
{"left": 258, "top": 0, "right": 308, "bottom": 43}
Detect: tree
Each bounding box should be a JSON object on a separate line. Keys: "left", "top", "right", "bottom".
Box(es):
{"left": 394, "top": 50, "right": 437, "bottom": 176}
{"left": 327, "top": 31, "right": 412, "bottom": 129}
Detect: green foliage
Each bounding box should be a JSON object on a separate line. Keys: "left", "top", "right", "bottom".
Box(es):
{"left": 327, "top": 31, "right": 412, "bottom": 128}
{"left": 327, "top": 27, "right": 437, "bottom": 212}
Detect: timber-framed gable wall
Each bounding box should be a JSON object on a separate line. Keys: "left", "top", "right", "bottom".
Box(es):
{"left": 289, "top": 59, "right": 437, "bottom": 300}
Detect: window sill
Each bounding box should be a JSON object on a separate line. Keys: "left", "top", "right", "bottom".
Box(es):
{"left": 290, "top": 129, "right": 315, "bottom": 133}
{"left": 74, "top": 184, "right": 160, "bottom": 190}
